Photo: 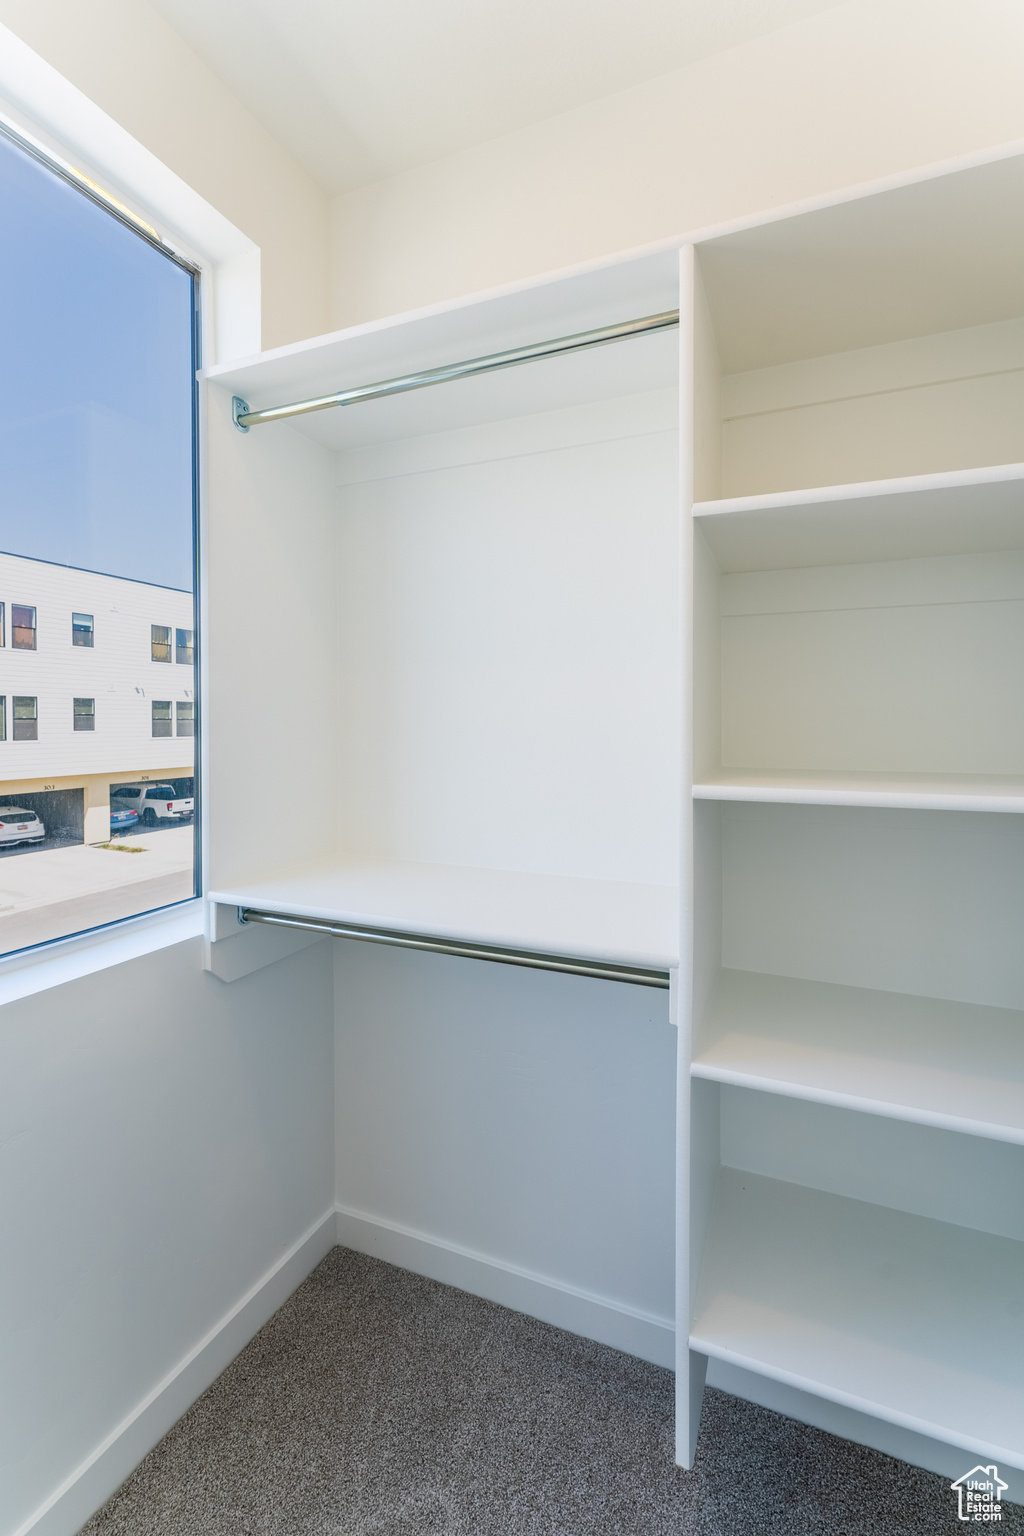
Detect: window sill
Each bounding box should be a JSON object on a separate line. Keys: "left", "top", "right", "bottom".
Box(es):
{"left": 0, "top": 897, "right": 204, "bottom": 1008}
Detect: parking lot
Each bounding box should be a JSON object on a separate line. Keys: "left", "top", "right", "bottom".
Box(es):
{"left": 0, "top": 827, "right": 196, "bottom": 952}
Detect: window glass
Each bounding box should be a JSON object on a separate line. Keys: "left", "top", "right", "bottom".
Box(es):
{"left": 13, "top": 696, "right": 38, "bottom": 741}
{"left": 175, "top": 627, "right": 193, "bottom": 664}
{"left": 12, "top": 605, "right": 36, "bottom": 649}
{"left": 72, "top": 612, "right": 94, "bottom": 647}
{"left": 0, "top": 123, "right": 197, "bottom": 953}
{"left": 176, "top": 700, "right": 194, "bottom": 736}
{"left": 0, "top": 603, "right": 6, "bottom": 647}
{"left": 0, "top": 697, "right": 6, "bottom": 740}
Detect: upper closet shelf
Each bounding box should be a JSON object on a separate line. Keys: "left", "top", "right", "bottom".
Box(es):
{"left": 209, "top": 858, "right": 679, "bottom": 976}
{"left": 203, "top": 247, "right": 679, "bottom": 452}
{"left": 693, "top": 461, "right": 1024, "bottom": 572}
{"left": 693, "top": 768, "right": 1024, "bottom": 813}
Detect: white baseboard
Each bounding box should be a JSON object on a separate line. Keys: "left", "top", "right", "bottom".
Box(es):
{"left": 334, "top": 1203, "right": 675, "bottom": 1370}
{"left": 17, "top": 1209, "right": 337, "bottom": 1536}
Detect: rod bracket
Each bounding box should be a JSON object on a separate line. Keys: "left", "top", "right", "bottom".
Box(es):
{"left": 231, "top": 396, "right": 250, "bottom": 433}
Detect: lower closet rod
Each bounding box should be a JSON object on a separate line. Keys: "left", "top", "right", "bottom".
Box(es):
{"left": 239, "top": 907, "right": 671, "bottom": 988}
{"left": 232, "top": 308, "right": 680, "bottom": 430}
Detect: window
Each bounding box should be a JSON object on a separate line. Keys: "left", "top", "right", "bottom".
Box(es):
{"left": 13, "top": 696, "right": 37, "bottom": 740}
{"left": 0, "top": 602, "right": 6, "bottom": 647}
{"left": 176, "top": 701, "right": 194, "bottom": 737}
{"left": 175, "top": 627, "right": 194, "bottom": 664}
{"left": 0, "top": 117, "right": 198, "bottom": 954}
{"left": 0, "top": 696, "right": 6, "bottom": 740}
{"left": 151, "top": 624, "right": 171, "bottom": 662}
{"left": 72, "top": 612, "right": 94, "bottom": 647}
{"left": 12, "top": 605, "right": 36, "bottom": 649}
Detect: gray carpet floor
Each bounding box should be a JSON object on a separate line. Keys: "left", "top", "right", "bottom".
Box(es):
{"left": 79, "top": 1247, "right": 1020, "bottom": 1536}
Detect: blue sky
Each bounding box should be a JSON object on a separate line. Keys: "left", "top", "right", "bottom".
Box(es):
{"left": 0, "top": 130, "right": 195, "bottom": 593}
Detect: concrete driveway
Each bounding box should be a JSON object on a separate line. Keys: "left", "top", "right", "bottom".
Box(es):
{"left": 0, "top": 827, "right": 196, "bottom": 953}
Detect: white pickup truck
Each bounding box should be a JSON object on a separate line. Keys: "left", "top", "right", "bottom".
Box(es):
{"left": 110, "top": 783, "right": 194, "bottom": 827}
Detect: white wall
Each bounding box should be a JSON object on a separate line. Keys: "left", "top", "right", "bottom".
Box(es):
{"left": 334, "top": 941, "right": 677, "bottom": 1365}
{"left": 0, "top": 934, "right": 335, "bottom": 1536}
{"left": 329, "top": 0, "right": 1024, "bottom": 327}
{"left": 0, "top": 0, "right": 329, "bottom": 350}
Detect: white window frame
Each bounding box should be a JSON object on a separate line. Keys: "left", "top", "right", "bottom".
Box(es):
{"left": 0, "top": 22, "right": 260, "bottom": 999}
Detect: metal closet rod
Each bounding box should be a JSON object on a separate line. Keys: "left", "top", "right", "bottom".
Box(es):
{"left": 239, "top": 907, "right": 671, "bottom": 988}
{"left": 232, "top": 308, "right": 680, "bottom": 431}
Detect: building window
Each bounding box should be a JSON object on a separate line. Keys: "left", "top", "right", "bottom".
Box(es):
{"left": 73, "top": 697, "right": 95, "bottom": 731}
{"left": 175, "top": 627, "right": 194, "bottom": 664}
{"left": 0, "top": 602, "right": 6, "bottom": 647}
{"left": 13, "top": 696, "right": 37, "bottom": 740}
{"left": 151, "top": 624, "right": 171, "bottom": 662}
{"left": 152, "top": 699, "right": 172, "bottom": 737}
{"left": 12, "top": 605, "right": 36, "bottom": 650}
{"left": 176, "top": 700, "right": 194, "bottom": 736}
{"left": 0, "top": 696, "right": 6, "bottom": 740}
{"left": 72, "top": 612, "right": 94, "bottom": 647}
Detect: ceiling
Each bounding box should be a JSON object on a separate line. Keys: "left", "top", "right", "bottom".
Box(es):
{"left": 149, "top": 0, "right": 849, "bottom": 196}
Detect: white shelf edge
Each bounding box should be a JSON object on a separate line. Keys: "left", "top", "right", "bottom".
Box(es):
{"left": 693, "top": 780, "right": 1024, "bottom": 812}
{"left": 688, "top": 1335, "right": 1024, "bottom": 1472}
{"left": 691, "top": 459, "right": 1024, "bottom": 520}
{"left": 689, "top": 1062, "right": 1024, "bottom": 1147}
{"left": 201, "top": 239, "right": 684, "bottom": 384}
{"left": 206, "top": 867, "right": 680, "bottom": 974}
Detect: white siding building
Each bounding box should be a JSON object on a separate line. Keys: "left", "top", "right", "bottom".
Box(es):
{"left": 0, "top": 552, "right": 195, "bottom": 841}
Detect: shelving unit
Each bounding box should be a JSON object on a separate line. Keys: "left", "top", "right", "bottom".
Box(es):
{"left": 683, "top": 148, "right": 1024, "bottom": 1482}
{"left": 202, "top": 144, "right": 1024, "bottom": 1490}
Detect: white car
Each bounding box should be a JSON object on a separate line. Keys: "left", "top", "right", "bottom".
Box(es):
{"left": 111, "top": 784, "right": 194, "bottom": 827}
{"left": 0, "top": 806, "right": 45, "bottom": 845}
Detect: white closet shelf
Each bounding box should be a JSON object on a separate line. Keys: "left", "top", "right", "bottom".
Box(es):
{"left": 209, "top": 858, "right": 678, "bottom": 973}
{"left": 691, "top": 1169, "right": 1024, "bottom": 1467}
{"left": 692, "top": 969, "right": 1024, "bottom": 1144}
{"left": 693, "top": 461, "right": 1024, "bottom": 572}
{"left": 693, "top": 769, "right": 1024, "bottom": 813}
{"left": 203, "top": 248, "right": 678, "bottom": 453}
